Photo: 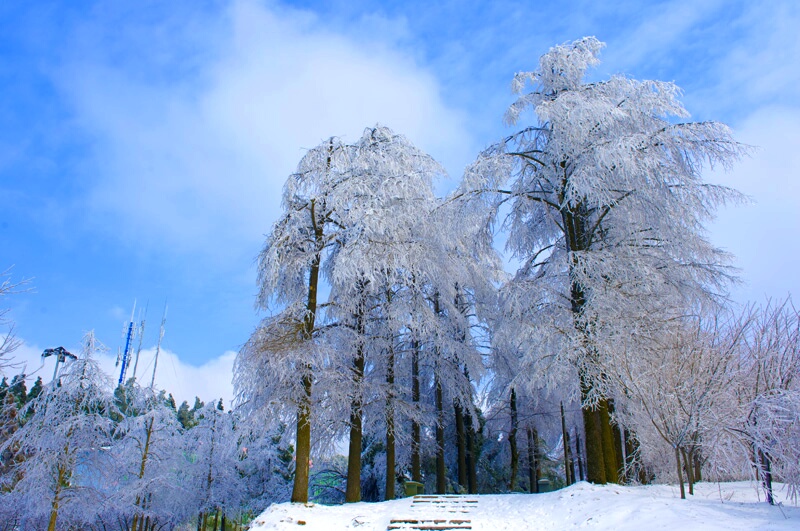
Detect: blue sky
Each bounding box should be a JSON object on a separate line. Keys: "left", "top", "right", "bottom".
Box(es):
{"left": 2, "top": 0, "right": 799, "bottom": 405}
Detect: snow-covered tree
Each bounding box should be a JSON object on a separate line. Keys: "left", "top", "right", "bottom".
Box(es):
{"left": 458, "top": 36, "right": 746, "bottom": 484}
{"left": 236, "top": 137, "right": 352, "bottom": 503}
{"left": 733, "top": 298, "right": 800, "bottom": 503}
{"left": 0, "top": 268, "right": 27, "bottom": 375}
{"left": 611, "top": 313, "right": 743, "bottom": 498}
{"left": 322, "top": 125, "right": 448, "bottom": 502}
{"left": 0, "top": 331, "right": 116, "bottom": 530}
{"left": 107, "top": 383, "right": 186, "bottom": 530}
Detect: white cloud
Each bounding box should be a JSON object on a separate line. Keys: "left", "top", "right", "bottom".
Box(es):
{"left": 60, "top": 0, "right": 470, "bottom": 256}
{"left": 5, "top": 337, "right": 236, "bottom": 409}
{"left": 707, "top": 105, "right": 800, "bottom": 303}
{"left": 601, "top": 0, "right": 724, "bottom": 71}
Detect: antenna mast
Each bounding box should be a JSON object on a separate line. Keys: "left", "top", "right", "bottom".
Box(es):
{"left": 118, "top": 300, "right": 137, "bottom": 386}
{"left": 131, "top": 302, "right": 148, "bottom": 382}
{"left": 150, "top": 303, "right": 167, "bottom": 389}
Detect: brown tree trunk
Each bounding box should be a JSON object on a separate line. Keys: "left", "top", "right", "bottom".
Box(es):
{"left": 575, "top": 432, "right": 584, "bottom": 482}
{"left": 599, "top": 399, "right": 619, "bottom": 483}
{"left": 291, "top": 216, "right": 322, "bottom": 503}
{"left": 509, "top": 388, "right": 519, "bottom": 491}
{"left": 292, "top": 373, "right": 313, "bottom": 503}
{"left": 466, "top": 408, "right": 477, "bottom": 494}
{"left": 675, "top": 446, "right": 685, "bottom": 500}
{"left": 560, "top": 402, "right": 572, "bottom": 485}
{"left": 527, "top": 426, "right": 539, "bottom": 493}
{"left": 411, "top": 339, "right": 421, "bottom": 482}
{"left": 345, "top": 285, "right": 367, "bottom": 503}
{"left": 385, "top": 342, "right": 396, "bottom": 500}
{"left": 47, "top": 483, "right": 60, "bottom": 531}
{"left": 758, "top": 448, "right": 774, "bottom": 505}
{"left": 581, "top": 383, "right": 607, "bottom": 484}
{"left": 682, "top": 449, "right": 694, "bottom": 496}
{"left": 435, "top": 372, "right": 446, "bottom": 494}
{"left": 693, "top": 452, "right": 702, "bottom": 482}
{"left": 455, "top": 402, "right": 467, "bottom": 491}
{"left": 345, "top": 338, "right": 365, "bottom": 503}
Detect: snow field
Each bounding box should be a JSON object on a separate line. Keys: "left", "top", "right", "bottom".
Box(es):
{"left": 249, "top": 481, "right": 799, "bottom": 531}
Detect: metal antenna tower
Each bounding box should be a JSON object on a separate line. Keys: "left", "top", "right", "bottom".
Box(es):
{"left": 117, "top": 300, "right": 137, "bottom": 386}
{"left": 131, "top": 302, "right": 148, "bottom": 382}
{"left": 150, "top": 302, "right": 167, "bottom": 389}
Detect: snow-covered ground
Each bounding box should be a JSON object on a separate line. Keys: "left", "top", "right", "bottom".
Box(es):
{"left": 250, "top": 481, "right": 799, "bottom": 530}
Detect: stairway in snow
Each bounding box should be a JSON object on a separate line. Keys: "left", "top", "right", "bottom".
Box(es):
{"left": 387, "top": 495, "right": 478, "bottom": 530}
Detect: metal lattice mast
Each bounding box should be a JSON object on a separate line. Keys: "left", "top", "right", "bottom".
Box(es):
{"left": 131, "top": 302, "right": 148, "bottom": 382}
{"left": 118, "top": 301, "right": 137, "bottom": 386}
{"left": 150, "top": 303, "right": 167, "bottom": 389}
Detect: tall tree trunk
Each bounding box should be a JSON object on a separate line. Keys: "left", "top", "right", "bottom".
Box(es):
{"left": 693, "top": 452, "right": 702, "bottom": 482}
{"left": 385, "top": 341, "right": 396, "bottom": 500}
{"left": 291, "top": 215, "right": 322, "bottom": 503}
{"left": 508, "top": 388, "right": 519, "bottom": 491}
{"left": 435, "top": 372, "right": 446, "bottom": 494}
{"left": 575, "top": 432, "right": 584, "bottom": 481}
{"left": 345, "top": 315, "right": 366, "bottom": 503}
{"left": 560, "top": 402, "right": 572, "bottom": 485}
{"left": 47, "top": 470, "right": 63, "bottom": 531}
{"left": 675, "top": 446, "right": 685, "bottom": 500}
{"left": 527, "top": 426, "right": 539, "bottom": 493}
{"left": 563, "top": 204, "right": 619, "bottom": 486}
{"left": 580, "top": 379, "right": 607, "bottom": 484}
{"left": 292, "top": 373, "right": 313, "bottom": 503}
{"left": 758, "top": 448, "right": 774, "bottom": 505}
{"left": 411, "top": 339, "right": 421, "bottom": 482}
{"left": 599, "top": 399, "right": 619, "bottom": 483}
{"left": 682, "top": 449, "right": 694, "bottom": 496}
{"left": 455, "top": 402, "right": 467, "bottom": 491}
{"left": 465, "top": 408, "right": 477, "bottom": 494}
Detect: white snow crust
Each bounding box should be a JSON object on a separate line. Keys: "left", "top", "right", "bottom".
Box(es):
{"left": 249, "top": 481, "right": 799, "bottom": 530}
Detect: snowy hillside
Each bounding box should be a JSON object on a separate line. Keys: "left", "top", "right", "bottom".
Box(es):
{"left": 250, "top": 482, "right": 798, "bottom": 531}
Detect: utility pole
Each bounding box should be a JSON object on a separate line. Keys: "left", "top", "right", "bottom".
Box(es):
{"left": 41, "top": 346, "right": 77, "bottom": 383}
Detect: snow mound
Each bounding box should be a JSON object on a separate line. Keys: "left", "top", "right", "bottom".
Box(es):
{"left": 249, "top": 482, "right": 799, "bottom": 530}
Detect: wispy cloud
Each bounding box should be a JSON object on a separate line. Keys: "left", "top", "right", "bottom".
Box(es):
{"left": 56, "top": 0, "right": 470, "bottom": 256}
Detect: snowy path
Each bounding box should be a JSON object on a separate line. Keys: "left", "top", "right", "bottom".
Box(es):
{"left": 249, "top": 481, "right": 800, "bottom": 530}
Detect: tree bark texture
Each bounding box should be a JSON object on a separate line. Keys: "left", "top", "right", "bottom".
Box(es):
{"left": 675, "top": 446, "right": 685, "bottom": 500}
{"left": 291, "top": 209, "right": 323, "bottom": 503}
{"left": 385, "top": 343, "right": 396, "bottom": 500}
{"left": 527, "top": 426, "right": 539, "bottom": 493}
{"left": 455, "top": 402, "right": 467, "bottom": 491}
{"left": 411, "top": 339, "right": 421, "bottom": 482}
{"left": 561, "top": 402, "right": 572, "bottom": 485}
{"left": 509, "top": 388, "right": 519, "bottom": 491}
{"left": 435, "top": 373, "right": 446, "bottom": 494}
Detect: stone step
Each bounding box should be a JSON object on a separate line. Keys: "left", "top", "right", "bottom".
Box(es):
{"left": 410, "top": 496, "right": 478, "bottom": 513}
{"left": 387, "top": 518, "right": 472, "bottom": 530}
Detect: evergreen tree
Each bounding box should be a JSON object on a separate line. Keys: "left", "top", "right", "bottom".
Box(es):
{"left": 177, "top": 400, "right": 193, "bottom": 430}
{"left": 8, "top": 375, "right": 26, "bottom": 409}
{"left": 26, "top": 377, "right": 43, "bottom": 403}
